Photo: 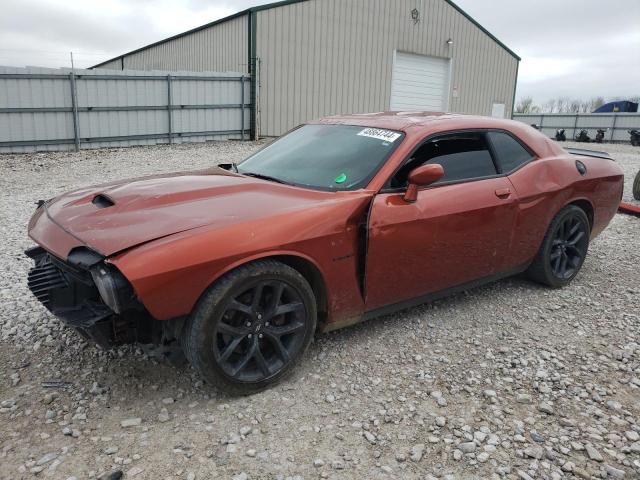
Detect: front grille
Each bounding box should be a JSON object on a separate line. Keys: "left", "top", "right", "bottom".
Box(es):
{"left": 25, "top": 247, "right": 153, "bottom": 349}
{"left": 27, "top": 255, "right": 68, "bottom": 308}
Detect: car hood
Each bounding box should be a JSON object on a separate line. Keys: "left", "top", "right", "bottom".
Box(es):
{"left": 41, "top": 167, "right": 346, "bottom": 257}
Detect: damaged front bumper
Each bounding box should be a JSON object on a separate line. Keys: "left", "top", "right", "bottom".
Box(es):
{"left": 26, "top": 246, "right": 157, "bottom": 349}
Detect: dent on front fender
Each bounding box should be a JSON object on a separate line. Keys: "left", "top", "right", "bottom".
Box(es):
{"left": 110, "top": 197, "right": 371, "bottom": 323}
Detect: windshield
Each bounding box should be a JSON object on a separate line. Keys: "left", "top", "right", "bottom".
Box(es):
{"left": 238, "top": 124, "right": 404, "bottom": 190}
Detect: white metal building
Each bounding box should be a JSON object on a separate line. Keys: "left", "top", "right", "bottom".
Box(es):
{"left": 93, "top": 0, "right": 520, "bottom": 138}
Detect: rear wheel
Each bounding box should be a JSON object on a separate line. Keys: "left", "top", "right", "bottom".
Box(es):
{"left": 633, "top": 171, "right": 640, "bottom": 201}
{"left": 181, "top": 260, "right": 316, "bottom": 395}
{"left": 527, "top": 205, "right": 590, "bottom": 288}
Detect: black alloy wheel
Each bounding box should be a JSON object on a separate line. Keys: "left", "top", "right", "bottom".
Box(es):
{"left": 181, "top": 260, "right": 316, "bottom": 395}
{"left": 526, "top": 205, "right": 590, "bottom": 288}
{"left": 549, "top": 214, "right": 588, "bottom": 280}
{"left": 214, "top": 280, "right": 307, "bottom": 382}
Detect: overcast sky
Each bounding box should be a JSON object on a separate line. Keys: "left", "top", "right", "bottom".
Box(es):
{"left": 1, "top": 0, "right": 638, "bottom": 104}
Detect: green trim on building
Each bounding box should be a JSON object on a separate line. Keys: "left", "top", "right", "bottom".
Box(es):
{"left": 249, "top": 10, "right": 258, "bottom": 139}
{"left": 249, "top": 0, "right": 309, "bottom": 13}
{"left": 91, "top": 9, "right": 251, "bottom": 68}
{"left": 442, "top": 0, "right": 520, "bottom": 61}
{"left": 511, "top": 60, "right": 520, "bottom": 118}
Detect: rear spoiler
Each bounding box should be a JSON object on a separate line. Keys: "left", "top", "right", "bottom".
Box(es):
{"left": 565, "top": 148, "right": 612, "bottom": 160}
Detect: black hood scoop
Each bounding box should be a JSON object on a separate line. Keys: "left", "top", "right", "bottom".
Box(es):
{"left": 92, "top": 194, "right": 115, "bottom": 209}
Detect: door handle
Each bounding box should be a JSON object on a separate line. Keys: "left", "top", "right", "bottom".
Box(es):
{"left": 495, "top": 188, "right": 511, "bottom": 198}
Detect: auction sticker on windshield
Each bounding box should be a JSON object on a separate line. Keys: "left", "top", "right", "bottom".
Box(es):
{"left": 357, "top": 128, "right": 402, "bottom": 143}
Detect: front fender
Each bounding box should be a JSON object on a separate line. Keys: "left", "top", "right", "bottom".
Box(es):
{"left": 110, "top": 197, "right": 370, "bottom": 322}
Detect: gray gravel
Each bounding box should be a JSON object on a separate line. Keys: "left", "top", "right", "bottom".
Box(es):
{"left": 0, "top": 140, "right": 639, "bottom": 480}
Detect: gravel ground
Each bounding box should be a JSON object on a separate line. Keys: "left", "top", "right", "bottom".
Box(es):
{"left": 0, "top": 140, "right": 639, "bottom": 480}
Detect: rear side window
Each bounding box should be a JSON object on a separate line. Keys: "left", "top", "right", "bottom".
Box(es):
{"left": 487, "top": 131, "right": 534, "bottom": 173}
{"left": 390, "top": 133, "right": 497, "bottom": 187}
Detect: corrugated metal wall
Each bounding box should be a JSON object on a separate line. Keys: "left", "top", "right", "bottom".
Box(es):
{"left": 90, "top": 0, "right": 518, "bottom": 137}
{"left": 255, "top": 0, "right": 518, "bottom": 136}
{"left": 96, "top": 58, "right": 123, "bottom": 70}
{"left": 0, "top": 66, "right": 250, "bottom": 153}
{"left": 514, "top": 113, "right": 640, "bottom": 143}
{"left": 102, "top": 15, "right": 249, "bottom": 74}
{"left": 0, "top": 67, "right": 74, "bottom": 152}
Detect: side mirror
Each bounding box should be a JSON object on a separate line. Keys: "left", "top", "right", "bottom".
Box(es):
{"left": 403, "top": 164, "right": 444, "bottom": 203}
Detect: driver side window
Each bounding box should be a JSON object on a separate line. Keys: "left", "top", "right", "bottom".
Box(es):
{"left": 390, "top": 132, "right": 497, "bottom": 188}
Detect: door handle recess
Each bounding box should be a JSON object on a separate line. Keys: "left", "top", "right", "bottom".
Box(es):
{"left": 495, "top": 188, "right": 511, "bottom": 198}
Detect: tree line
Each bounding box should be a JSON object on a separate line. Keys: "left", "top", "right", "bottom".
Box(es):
{"left": 515, "top": 96, "right": 640, "bottom": 114}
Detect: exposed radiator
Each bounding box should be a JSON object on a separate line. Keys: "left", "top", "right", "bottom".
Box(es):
{"left": 27, "top": 256, "right": 68, "bottom": 308}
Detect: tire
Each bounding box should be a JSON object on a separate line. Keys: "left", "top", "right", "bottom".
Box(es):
{"left": 633, "top": 171, "right": 640, "bottom": 201}
{"left": 526, "top": 205, "right": 590, "bottom": 288}
{"left": 181, "top": 260, "right": 317, "bottom": 395}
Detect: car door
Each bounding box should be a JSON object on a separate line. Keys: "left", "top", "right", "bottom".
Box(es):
{"left": 364, "top": 131, "right": 519, "bottom": 312}
{"left": 484, "top": 130, "right": 539, "bottom": 268}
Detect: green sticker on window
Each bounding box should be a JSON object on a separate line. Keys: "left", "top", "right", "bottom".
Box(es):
{"left": 334, "top": 173, "right": 347, "bottom": 184}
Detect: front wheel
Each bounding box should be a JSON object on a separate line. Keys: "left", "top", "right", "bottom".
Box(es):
{"left": 181, "top": 260, "right": 317, "bottom": 395}
{"left": 633, "top": 171, "right": 640, "bottom": 201}
{"left": 526, "top": 205, "right": 590, "bottom": 288}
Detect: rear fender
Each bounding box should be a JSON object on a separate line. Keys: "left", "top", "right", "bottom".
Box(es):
{"left": 506, "top": 155, "right": 621, "bottom": 267}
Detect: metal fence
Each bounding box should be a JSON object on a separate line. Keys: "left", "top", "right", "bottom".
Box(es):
{"left": 0, "top": 66, "right": 251, "bottom": 153}
{"left": 513, "top": 113, "right": 640, "bottom": 143}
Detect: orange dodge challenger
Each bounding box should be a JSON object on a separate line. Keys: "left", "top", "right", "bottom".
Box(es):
{"left": 26, "top": 113, "right": 624, "bottom": 394}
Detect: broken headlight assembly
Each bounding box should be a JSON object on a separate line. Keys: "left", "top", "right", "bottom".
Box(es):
{"left": 90, "top": 264, "right": 133, "bottom": 314}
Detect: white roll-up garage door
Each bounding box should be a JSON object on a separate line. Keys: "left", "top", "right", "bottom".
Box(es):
{"left": 390, "top": 52, "right": 451, "bottom": 112}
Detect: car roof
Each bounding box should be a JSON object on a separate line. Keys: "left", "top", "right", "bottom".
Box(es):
{"left": 309, "top": 112, "right": 564, "bottom": 158}
{"left": 312, "top": 111, "right": 514, "bottom": 131}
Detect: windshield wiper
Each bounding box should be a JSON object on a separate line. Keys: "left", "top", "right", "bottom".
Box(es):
{"left": 241, "top": 172, "right": 291, "bottom": 185}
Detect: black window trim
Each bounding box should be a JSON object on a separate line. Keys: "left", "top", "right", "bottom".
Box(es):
{"left": 380, "top": 128, "right": 537, "bottom": 193}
